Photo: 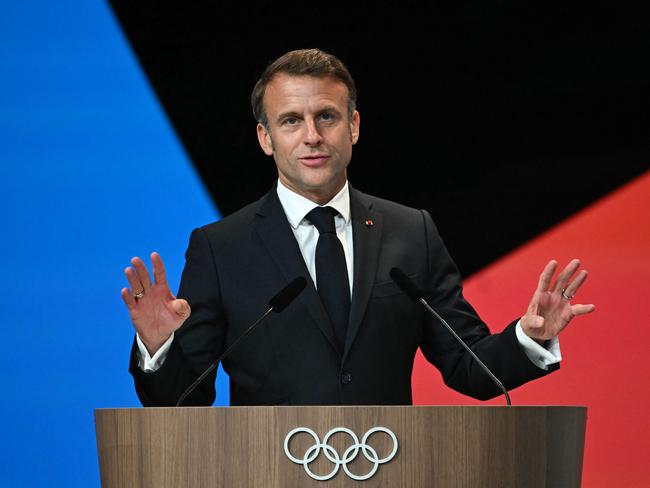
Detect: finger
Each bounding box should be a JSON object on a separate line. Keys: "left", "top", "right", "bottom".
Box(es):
{"left": 151, "top": 252, "right": 169, "bottom": 287}
{"left": 124, "top": 266, "right": 144, "bottom": 294}
{"left": 131, "top": 256, "right": 153, "bottom": 290}
{"left": 571, "top": 303, "right": 596, "bottom": 316}
{"left": 121, "top": 287, "right": 136, "bottom": 310}
{"left": 536, "top": 260, "right": 557, "bottom": 293}
{"left": 552, "top": 259, "right": 580, "bottom": 293}
{"left": 564, "top": 270, "right": 588, "bottom": 298}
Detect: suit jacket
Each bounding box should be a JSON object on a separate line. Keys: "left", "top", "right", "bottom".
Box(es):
{"left": 130, "top": 185, "right": 556, "bottom": 406}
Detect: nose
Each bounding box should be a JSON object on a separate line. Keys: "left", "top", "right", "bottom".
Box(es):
{"left": 303, "top": 118, "right": 323, "bottom": 146}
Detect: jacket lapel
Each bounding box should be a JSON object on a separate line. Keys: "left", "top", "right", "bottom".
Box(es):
{"left": 344, "top": 187, "right": 383, "bottom": 361}
{"left": 254, "top": 187, "right": 342, "bottom": 356}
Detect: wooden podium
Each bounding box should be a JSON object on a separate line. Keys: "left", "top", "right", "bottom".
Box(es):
{"left": 95, "top": 406, "right": 586, "bottom": 487}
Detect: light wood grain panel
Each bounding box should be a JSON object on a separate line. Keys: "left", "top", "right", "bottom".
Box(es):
{"left": 95, "top": 406, "right": 586, "bottom": 488}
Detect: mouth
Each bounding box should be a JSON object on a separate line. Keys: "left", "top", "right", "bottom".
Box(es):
{"left": 299, "top": 154, "right": 330, "bottom": 167}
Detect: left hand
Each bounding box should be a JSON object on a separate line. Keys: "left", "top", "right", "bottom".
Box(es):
{"left": 521, "top": 259, "right": 596, "bottom": 343}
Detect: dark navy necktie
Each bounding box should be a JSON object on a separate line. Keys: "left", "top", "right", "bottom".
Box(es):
{"left": 306, "top": 206, "right": 350, "bottom": 350}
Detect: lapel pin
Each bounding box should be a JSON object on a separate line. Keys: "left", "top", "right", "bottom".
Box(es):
{"left": 365, "top": 219, "right": 374, "bottom": 227}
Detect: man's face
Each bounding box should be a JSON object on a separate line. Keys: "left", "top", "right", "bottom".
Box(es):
{"left": 256, "top": 74, "right": 360, "bottom": 204}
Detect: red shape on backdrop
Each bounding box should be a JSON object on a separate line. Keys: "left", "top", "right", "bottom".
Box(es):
{"left": 412, "top": 170, "right": 650, "bottom": 487}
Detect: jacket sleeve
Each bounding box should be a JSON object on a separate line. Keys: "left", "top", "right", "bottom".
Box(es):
{"left": 417, "top": 209, "right": 557, "bottom": 400}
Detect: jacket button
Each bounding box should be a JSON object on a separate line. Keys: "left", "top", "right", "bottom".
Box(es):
{"left": 340, "top": 372, "right": 352, "bottom": 385}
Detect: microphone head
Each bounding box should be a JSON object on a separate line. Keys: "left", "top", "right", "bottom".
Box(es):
{"left": 269, "top": 277, "right": 307, "bottom": 312}
{"left": 390, "top": 267, "right": 425, "bottom": 303}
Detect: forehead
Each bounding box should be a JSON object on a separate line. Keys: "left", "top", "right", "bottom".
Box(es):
{"left": 263, "top": 74, "right": 349, "bottom": 115}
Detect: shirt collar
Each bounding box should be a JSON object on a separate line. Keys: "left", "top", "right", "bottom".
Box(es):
{"left": 276, "top": 179, "right": 351, "bottom": 230}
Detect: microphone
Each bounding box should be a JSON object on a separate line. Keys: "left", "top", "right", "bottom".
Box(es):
{"left": 389, "top": 268, "right": 511, "bottom": 405}
{"left": 269, "top": 276, "right": 307, "bottom": 312}
{"left": 176, "top": 276, "right": 307, "bottom": 407}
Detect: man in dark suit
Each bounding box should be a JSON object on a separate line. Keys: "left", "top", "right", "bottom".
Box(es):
{"left": 121, "top": 49, "right": 595, "bottom": 407}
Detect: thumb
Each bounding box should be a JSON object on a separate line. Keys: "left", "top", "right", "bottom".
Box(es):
{"left": 521, "top": 314, "right": 545, "bottom": 337}
{"left": 168, "top": 298, "right": 191, "bottom": 321}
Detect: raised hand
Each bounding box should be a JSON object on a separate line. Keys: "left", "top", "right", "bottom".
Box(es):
{"left": 521, "top": 259, "right": 596, "bottom": 343}
{"left": 121, "top": 252, "right": 191, "bottom": 356}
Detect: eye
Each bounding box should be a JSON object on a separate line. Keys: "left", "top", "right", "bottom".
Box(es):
{"left": 320, "top": 112, "right": 333, "bottom": 121}
{"left": 283, "top": 117, "right": 298, "bottom": 126}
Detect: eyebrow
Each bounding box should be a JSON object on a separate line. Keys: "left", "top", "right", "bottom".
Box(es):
{"left": 276, "top": 111, "right": 302, "bottom": 122}
{"left": 275, "top": 106, "right": 343, "bottom": 123}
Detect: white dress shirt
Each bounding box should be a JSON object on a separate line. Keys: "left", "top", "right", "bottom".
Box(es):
{"left": 276, "top": 179, "right": 354, "bottom": 295}
{"left": 137, "top": 179, "right": 560, "bottom": 372}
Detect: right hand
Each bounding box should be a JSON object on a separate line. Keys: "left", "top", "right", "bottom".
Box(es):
{"left": 121, "top": 252, "right": 191, "bottom": 356}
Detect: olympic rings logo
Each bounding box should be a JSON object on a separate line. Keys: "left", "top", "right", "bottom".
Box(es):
{"left": 283, "top": 426, "right": 399, "bottom": 481}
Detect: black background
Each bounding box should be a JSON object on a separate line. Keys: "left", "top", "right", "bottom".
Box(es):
{"left": 109, "top": 1, "right": 649, "bottom": 275}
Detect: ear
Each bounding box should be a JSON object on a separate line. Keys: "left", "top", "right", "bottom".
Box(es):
{"left": 349, "top": 110, "right": 360, "bottom": 145}
{"left": 256, "top": 123, "right": 274, "bottom": 156}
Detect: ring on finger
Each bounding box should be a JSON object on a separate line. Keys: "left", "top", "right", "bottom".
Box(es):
{"left": 134, "top": 289, "right": 145, "bottom": 299}
{"left": 561, "top": 288, "right": 573, "bottom": 300}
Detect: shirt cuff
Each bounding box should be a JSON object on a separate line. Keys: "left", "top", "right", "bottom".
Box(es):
{"left": 515, "top": 320, "right": 562, "bottom": 370}
{"left": 136, "top": 333, "right": 174, "bottom": 372}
